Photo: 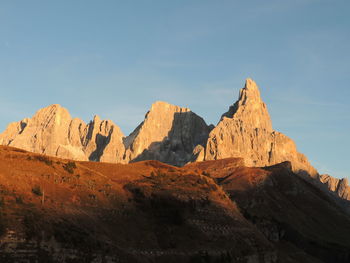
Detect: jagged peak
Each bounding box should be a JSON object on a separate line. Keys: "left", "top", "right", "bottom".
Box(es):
{"left": 221, "top": 79, "right": 272, "bottom": 131}
{"left": 245, "top": 78, "right": 259, "bottom": 90}
{"left": 238, "top": 78, "right": 262, "bottom": 104}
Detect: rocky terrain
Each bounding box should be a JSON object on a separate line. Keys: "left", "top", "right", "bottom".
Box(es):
{"left": 0, "top": 146, "right": 349, "bottom": 262}
{"left": 0, "top": 78, "right": 348, "bottom": 201}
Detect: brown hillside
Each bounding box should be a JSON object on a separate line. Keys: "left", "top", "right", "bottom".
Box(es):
{"left": 0, "top": 146, "right": 349, "bottom": 262}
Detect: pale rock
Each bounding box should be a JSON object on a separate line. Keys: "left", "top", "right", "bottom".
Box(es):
{"left": 319, "top": 174, "right": 350, "bottom": 200}
{"left": 201, "top": 79, "right": 318, "bottom": 177}
{"left": 0, "top": 104, "right": 125, "bottom": 162}
{"left": 123, "top": 101, "right": 211, "bottom": 166}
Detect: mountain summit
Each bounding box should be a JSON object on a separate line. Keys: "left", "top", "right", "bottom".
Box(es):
{"left": 201, "top": 78, "right": 317, "bottom": 177}
{"left": 123, "top": 101, "right": 211, "bottom": 166}
{"left": 221, "top": 78, "right": 273, "bottom": 131}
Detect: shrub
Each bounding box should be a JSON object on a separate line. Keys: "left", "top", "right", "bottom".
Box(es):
{"left": 36, "top": 156, "right": 53, "bottom": 166}
{"left": 63, "top": 161, "right": 77, "bottom": 174}
{"left": 32, "top": 185, "right": 42, "bottom": 196}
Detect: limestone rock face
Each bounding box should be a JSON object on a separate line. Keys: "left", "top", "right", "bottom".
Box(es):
{"left": 221, "top": 78, "right": 272, "bottom": 132}
{"left": 201, "top": 79, "right": 318, "bottom": 177}
{"left": 123, "top": 101, "right": 211, "bottom": 166}
{"left": 319, "top": 174, "right": 350, "bottom": 200}
{"left": 0, "top": 104, "right": 125, "bottom": 162}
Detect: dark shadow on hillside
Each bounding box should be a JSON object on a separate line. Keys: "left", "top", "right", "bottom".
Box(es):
{"left": 220, "top": 162, "right": 350, "bottom": 263}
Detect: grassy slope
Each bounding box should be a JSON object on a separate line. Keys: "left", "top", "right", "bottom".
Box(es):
{"left": 0, "top": 146, "right": 349, "bottom": 262}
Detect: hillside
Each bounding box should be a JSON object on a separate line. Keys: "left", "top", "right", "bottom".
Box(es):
{"left": 0, "top": 146, "right": 349, "bottom": 262}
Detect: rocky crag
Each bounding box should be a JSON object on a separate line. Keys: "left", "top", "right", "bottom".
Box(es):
{"left": 0, "top": 102, "right": 210, "bottom": 166}
{"left": 197, "top": 79, "right": 318, "bottom": 177}
{"left": 123, "top": 101, "right": 211, "bottom": 166}
{"left": 0, "top": 104, "right": 125, "bottom": 163}
{"left": 0, "top": 79, "right": 348, "bottom": 200}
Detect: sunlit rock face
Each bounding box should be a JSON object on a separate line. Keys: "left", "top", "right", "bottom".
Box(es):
{"left": 200, "top": 78, "right": 318, "bottom": 177}
{"left": 123, "top": 101, "right": 212, "bottom": 166}
{"left": 0, "top": 104, "right": 125, "bottom": 162}
{"left": 0, "top": 101, "right": 210, "bottom": 166}
{"left": 319, "top": 174, "right": 350, "bottom": 200}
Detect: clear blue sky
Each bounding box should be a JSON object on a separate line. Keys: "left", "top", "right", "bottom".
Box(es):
{"left": 0, "top": 0, "right": 349, "bottom": 178}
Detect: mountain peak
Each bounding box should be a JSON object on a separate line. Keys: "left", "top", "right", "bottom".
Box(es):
{"left": 238, "top": 78, "right": 262, "bottom": 104}
{"left": 221, "top": 79, "right": 272, "bottom": 131}
{"left": 32, "top": 104, "right": 72, "bottom": 126}
{"left": 245, "top": 78, "right": 258, "bottom": 90}
{"left": 34, "top": 103, "right": 69, "bottom": 115}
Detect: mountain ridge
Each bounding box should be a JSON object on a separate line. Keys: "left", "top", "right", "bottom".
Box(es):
{"left": 0, "top": 78, "right": 348, "bottom": 202}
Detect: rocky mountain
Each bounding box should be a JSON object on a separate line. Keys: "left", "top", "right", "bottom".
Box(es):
{"left": 197, "top": 79, "right": 317, "bottom": 177}
{"left": 123, "top": 101, "right": 211, "bottom": 166}
{"left": 1, "top": 146, "right": 350, "bottom": 262}
{"left": 0, "top": 78, "right": 348, "bottom": 201}
{"left": 195, "top": 79, "right": 349, "bottom": 201}
{"left": 0, "top": 104, "right": 125, "bottom": 162}
{"left": 0, "top": 101, "right": 211, "bottom": 166}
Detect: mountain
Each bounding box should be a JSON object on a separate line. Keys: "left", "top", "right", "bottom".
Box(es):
{"left": 0, "top": 79, "right": 348, "bottom": 201}
{"left": 0, "top": 102, "right": 211, "bottom": 167}
{"left": 197, "top": 78, "right": 317, "bottom": 177}
{"left": 1, "top": 146, "right": 350, "bottom": 262}
{"left": 123, "top": 101, "right": 211, "bottom": 166}
{"left": 0, "top": 104, "right": 125, "bottom": 162}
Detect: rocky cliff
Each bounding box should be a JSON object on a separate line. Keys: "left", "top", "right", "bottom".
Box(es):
{"left": 123, "top": 101, "right": 211, "bottom": 166}
{"left": 198, "top": 79, "right": 318, "bottom": 178}
{"left": 0, "top": 104, "right": 125, "bottom": 162}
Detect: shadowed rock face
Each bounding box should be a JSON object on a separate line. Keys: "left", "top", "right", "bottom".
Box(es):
{"left": 123, "top": 101, "right": 211, "bottom": 166}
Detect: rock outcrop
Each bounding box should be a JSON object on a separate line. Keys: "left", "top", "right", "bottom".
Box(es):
{"left": 319, "top": 174, "right": 350, "bottom": 200}
{"left": 0, "top": 104, "right": 125, "bottom": 162}
{"left": 123, "top": 101, "right": 211, "bottom": 166}
{"left": 199, "top": 78, "right": 318, "bottom": 177}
